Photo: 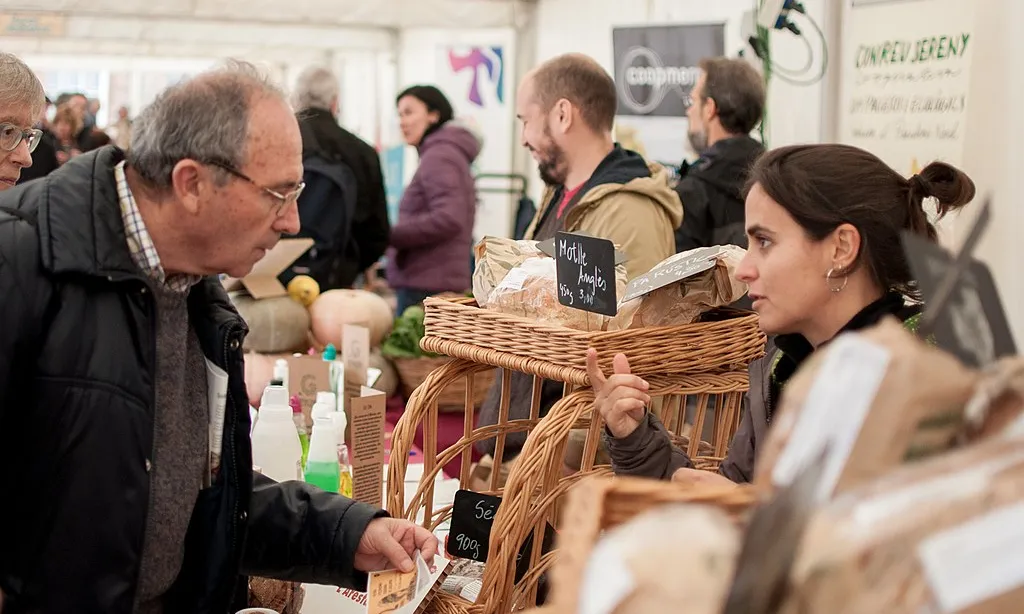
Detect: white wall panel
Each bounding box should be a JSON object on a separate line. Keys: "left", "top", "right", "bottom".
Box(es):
{"left": 958, "top": 0, "right": 1024, "bottom": 341}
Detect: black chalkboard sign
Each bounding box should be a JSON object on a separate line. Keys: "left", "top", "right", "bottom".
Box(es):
{"left": 537, "top": 235, "right": 628, "bottom": 265}
{"left": 447, "top": 489, "right": 556, "bottom": 582}
{"left": 554, "top": 231, "right": 618, "bottom": 316}
{"left": 447, "top": 490, "right": 500, "bottom": 562}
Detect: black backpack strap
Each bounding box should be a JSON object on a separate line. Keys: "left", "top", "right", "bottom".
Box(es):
{"left": 0, "top": 205, "right": 37, "bottom": 226}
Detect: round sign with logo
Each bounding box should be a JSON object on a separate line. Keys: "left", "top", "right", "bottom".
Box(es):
{"left": 612, "top": 25, "right": 726, "bottom": 118}
{"left": 618, "top": 45, "right": 701, "bottom": 115}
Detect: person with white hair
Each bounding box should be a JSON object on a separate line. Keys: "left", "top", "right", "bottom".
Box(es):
{"left": 0, "top": 52, "right": 46, "bottom": 189}
{"left": 286, "top": 65, "right": 390, "bottom": 290}
{"left": 0, "top": 60, "right": 436, "bottom": 613}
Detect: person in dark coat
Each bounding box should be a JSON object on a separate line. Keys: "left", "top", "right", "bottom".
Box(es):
{"left": 590, "top": 144, "right": 977, "bottom": 485}
{"left": 289, "top": 66, "right": 391, "bottom": 290}
{"left": 675, "top": 57, "right": 766, "bottom": 254}
{"left": 0, "top": 61, "right": 436, "bottom": 614}
{"left": 386, "top": 85, "right": 482, "bottom": 314}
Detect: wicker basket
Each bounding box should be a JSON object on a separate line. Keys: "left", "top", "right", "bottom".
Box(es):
{"left": 421, "top": 297, "right": 765, "bottom": 385}
{"left": 387, "top": 298, "right": 766, "bottom": 614}
{"left": 393, "top": 355, "right": 497, "bottom": 411}
{"left": 547, "top": 476, "right": 760, "bottom": 613}
{"left": 389, "top": 367, "right": 757, "bottom": 614}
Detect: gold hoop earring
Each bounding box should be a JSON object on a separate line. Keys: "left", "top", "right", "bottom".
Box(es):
{"left": 826, "top": 266, "right": 848, "bottom": 293}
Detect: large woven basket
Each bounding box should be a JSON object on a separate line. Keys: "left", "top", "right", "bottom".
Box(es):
{"left": 547, "top": 476, "right": 760, "bottom": 613}
{"left": 388, "top": 298, "right": 766, "bottom": 614}
{"left": 390, "top": 376, "right": 758, "bottom": 613}
{"left": 393, "top": 355, "right": 497, "bottom": 411}
{"left": 421, "top": 297, "right": 765, "bottom": 385}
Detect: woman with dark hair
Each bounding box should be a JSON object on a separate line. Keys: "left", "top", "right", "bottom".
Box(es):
{"left": 387, "top": 85, "right": 483, "bottom": 314}
{"left": 587, "top": 143, "right": 976, "bottom": 485}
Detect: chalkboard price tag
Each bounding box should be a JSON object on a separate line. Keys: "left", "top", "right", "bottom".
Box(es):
{"left": 537, "top": 235, "right": 628, "bottom": 265}
{"left": 554, "top": 231, "right": 618, "bottom": 317}
{"left": 447, "top": 490, "right": 500, "bottom": 562}
{"left": 446, "top": 489, "right": 557, "bottom": 579}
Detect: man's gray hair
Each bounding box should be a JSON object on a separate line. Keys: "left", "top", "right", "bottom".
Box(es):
{"left": 292, "top": 66, "right": 339, "bottom": 112}
{"left": 127, "top": 59, "right": 288, "bottom": 190}
{"left": 0, "top": 52, "right": 46, "bottom": 121}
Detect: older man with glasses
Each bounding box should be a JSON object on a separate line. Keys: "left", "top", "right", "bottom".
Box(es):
{"left": 0, "top": 60, "right": 436, "bottom": 614}
{"left": 0, "top": 53, "right": 45, "bottom": 189}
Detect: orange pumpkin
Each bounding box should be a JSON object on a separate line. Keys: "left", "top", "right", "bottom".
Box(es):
{"left": 309, "top": 289, "right": 394, "bottom": 349}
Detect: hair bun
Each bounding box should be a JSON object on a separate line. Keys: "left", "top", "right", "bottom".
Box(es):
{"left": 908, "top": 173, "right": 929, "bottom": 200}
{"left": 914, "top": 161, "right": 976, "bottom": 217}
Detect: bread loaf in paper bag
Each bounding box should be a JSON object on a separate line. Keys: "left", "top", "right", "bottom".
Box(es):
{"left": 960, "top": 356, "right": 1024, "bottom": 442}
{"left": 609, "top": 245, "right": 747, "bottom": 330}
{"left": 576, "top": 504, "right": 740, "bottom": 614}
{"left": 755, "top": 317, "right": 981, "bottom": 499}
{"left": 779, "top": 435, "right": 1024, "bottom": 614}
{"left": 486, "top": 256, "right": 627, "bottom": 331}
{"left": 472, "top": 236, "right": 543, "bottom": 307}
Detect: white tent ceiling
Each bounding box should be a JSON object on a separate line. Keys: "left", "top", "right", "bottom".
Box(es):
{"left": 2, "top": 0, "right": 535, "bottom": 29}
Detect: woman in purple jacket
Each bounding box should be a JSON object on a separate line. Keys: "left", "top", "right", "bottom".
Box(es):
{"left": 387, "top": 85, "right": 482, "bottom": 314}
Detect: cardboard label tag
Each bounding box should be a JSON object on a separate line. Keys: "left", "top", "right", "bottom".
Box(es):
{"left": 286, "top": 355, "right": 331, "bottom": 426}
{"left": 918, "top": 501, "right": 1024, "bottom": 612}
{"left": 554, "top": 231, "right": 618, "bottom": 317}
{"left": 620, "top": 245, "right": 728, "bottom": 303}
{"left": 343, "top": 323, "right": 371, "bottom": 442}
{"left": 350, "top": 387, "right": 386, "bottom": 506}
{"left": 771, "top": 333, "right": 892, "bottom": 501}
{"left": 343, "top": 324, "right": 370, "bottom": 386}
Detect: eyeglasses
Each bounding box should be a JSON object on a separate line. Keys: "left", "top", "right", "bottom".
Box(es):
{"left": 0, "top": 123, "right": 43, "bottom": 153}
{"left": 204, "top": 159, "right": 305, "bottom": 217}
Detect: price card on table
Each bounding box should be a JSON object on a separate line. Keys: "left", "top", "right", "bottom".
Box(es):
{"left": 554, "top": 231, "right": 618, "bottom": 317}
{"left": 350, "top": 387, "right": 386, "bottom": 506}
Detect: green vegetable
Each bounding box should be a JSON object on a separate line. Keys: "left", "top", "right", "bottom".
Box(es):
{"left": 380, "top": 305, "right": 439, "bottom": 359}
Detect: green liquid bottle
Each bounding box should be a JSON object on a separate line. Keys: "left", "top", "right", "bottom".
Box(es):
{"left": 305, "top": 418, "right": 340, "bottom": 493}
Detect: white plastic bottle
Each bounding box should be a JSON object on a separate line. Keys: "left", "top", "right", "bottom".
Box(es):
{"left": 315, "top": 389, "right": 347, "bottom": 448}
{"left": 310, "top": 399, "right": 334, "bottom": 425}
{"left": 316, "top": 391, "right": 337, "bottom": 413}
{"left": 330, "top": 409, "right": 348, "bottom": 448}
{"left": 251, "top": 385, "right": 303, "bottom": 482}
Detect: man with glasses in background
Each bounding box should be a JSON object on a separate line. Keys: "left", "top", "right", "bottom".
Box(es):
{"left": 0, "top": 60, "right": 436, "bottom": 613}
{"left": 0, "top": 53, "right": 45, "bottom": 189}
